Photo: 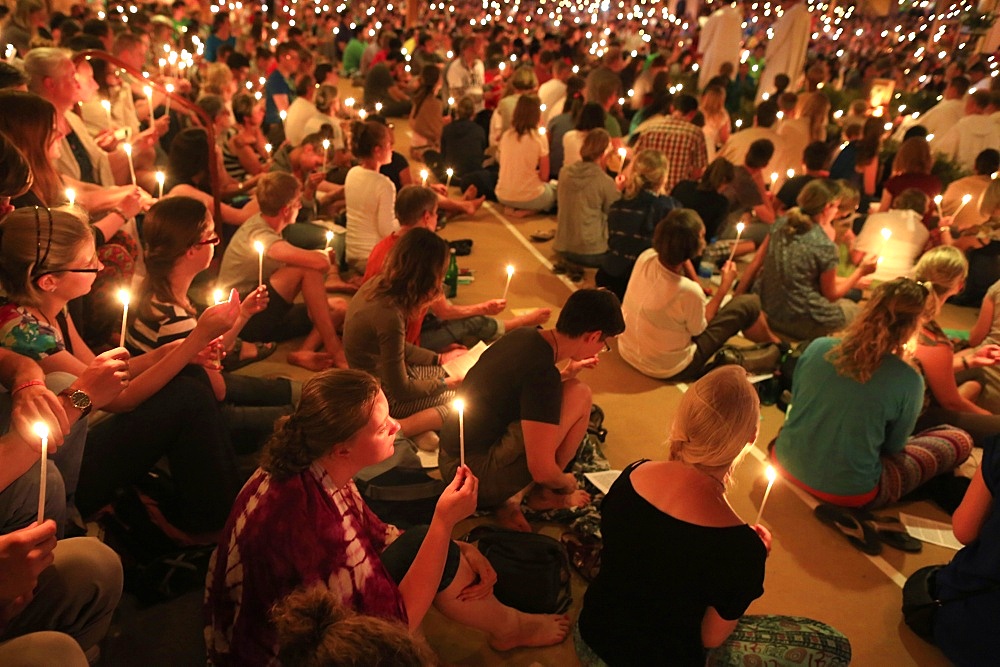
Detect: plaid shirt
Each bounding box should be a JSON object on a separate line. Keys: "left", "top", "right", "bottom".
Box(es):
{"left": 634, "top": 116, "right": 708, "bottom": 193}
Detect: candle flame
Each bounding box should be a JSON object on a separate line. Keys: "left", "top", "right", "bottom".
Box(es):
{"left": 213, "top": 289, "right": 226, "bottom": 305}
{"left": 325, "top": 230, "right": 334, "bottom": 241}
{"left": 155, "top": 171, "right": 165, "bottom": 185}
{"left": 934, "top": 195, "right": 943, "bottom": 206}
{"left": 32, "top": 422, "right": 49, "bottom": 439}
{"left": 118, "top": 289, "right": 130, "bottom": 306}
{"left": 506, "top": 264, "right": 515, "bottom": 277}
{"left": 765, "top": 465, "right": 776, "bottom": 483}
{"left": 322, "top": 139, "right": 330, "bottom": 150}
{"left": 123, "top": 142, "right": 132, "bottom": 156}
{"left": 770, "top": 172, "right": 778, "bottom": 182}
{"left": 453, "top": 398, "right": 465, "bottom": 412}
{"left": 101, "top": 99, "right": 111, "bottom": 111}
{"left": 65, "top": 188, "right": 75, "bottom": 206}
{"left": 445, "top": 167, "right": 454, "bottom": 177}
{"left": 264, "top": 143, "right": 272, "bottom": 154}
{"left": 617, "top": 147, "right": 627, "bottom": 159}
{"left": 881, "top": 228, "right": 892, "bottom": 241}
{"left": 254, "top": 240, "right": 265, "bottom": 254}
{"left": 736, "top": 222, "right": 745, "bottom": 233}
{"left": 962, "top": 194, "right": 973, "bottom": 204}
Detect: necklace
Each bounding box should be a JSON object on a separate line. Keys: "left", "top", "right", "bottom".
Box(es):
{"left": 693, "top": 464, "right": 727, "bottom": 493}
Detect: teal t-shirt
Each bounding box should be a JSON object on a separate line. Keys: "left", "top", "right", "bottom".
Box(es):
{"left": 775, "top": 337, "right": 924, "bottom": 496}
{"left": 343, "top": 39, "right": 366, "bottom": 74}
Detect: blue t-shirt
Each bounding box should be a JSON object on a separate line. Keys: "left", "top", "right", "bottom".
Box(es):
{"left": 264, "top": 69, "right": 295, "bottom": 125}
{"left": 934, "top": 442, "right": 1000, "bottom": 666}
{"left": 775, "top": 337, "right": 923, "bottom": 496}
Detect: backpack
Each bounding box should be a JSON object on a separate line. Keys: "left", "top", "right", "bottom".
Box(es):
{"left": 354, "top": 434, "right": 447, "bottom": 529}
{"left": 463, "top": 525, "right": 573, "bottom": 614}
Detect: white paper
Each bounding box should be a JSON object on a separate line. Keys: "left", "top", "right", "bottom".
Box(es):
{"left": 442, "top": 340, "right": 489, "bottom": 379}
{"left": 584, "top": 470, "right": 622, "bottom": 495}
{"left": 898, "top": 513, "right": 964, "bottom": 550}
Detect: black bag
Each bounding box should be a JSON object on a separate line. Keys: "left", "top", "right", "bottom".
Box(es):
{"left": 902, "top": 565, "right": 943, "bottom": 641}
{"left": 464, "top": 526, "right": 572, "bottom": 614}
{"left": 713, "top": 342, "right": 783, "bottom": 374}
{"left": 354, "top": 435, "right": 446, "bottom": 529}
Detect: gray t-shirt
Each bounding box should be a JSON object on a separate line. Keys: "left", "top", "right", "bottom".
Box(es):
{"left": 218, "top": 214, "right": 284, "bottom": 295}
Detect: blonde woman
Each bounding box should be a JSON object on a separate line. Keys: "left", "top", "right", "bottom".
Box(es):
{"left": 577, "top": 366, "right": 851, "bottom": 666}
{"left": 913, "top": 246, "right": 1000, "bottom": 446}
{"left": 774, "top": 278, "right": 972, "bottom": 511}
{"left": 699, "top": 85, "right": 730, "bottom": 161}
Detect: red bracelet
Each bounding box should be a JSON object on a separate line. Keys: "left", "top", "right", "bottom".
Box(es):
{"left": 11, "top": 379, "right": 45, "bottom": 394}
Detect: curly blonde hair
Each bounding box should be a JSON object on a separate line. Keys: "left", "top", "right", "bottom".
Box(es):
{"left": 827, "top": 278, "right": 932, "bottom": 383}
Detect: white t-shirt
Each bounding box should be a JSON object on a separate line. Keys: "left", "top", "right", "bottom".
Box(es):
{"left": 284, "top": 97, "right": 345, "bottom": 150}
{"left": 495, "top": 130, "right": 548, "bottom": 203}
{"left": 562, "top": 130, "right": 585, "bottom": 169}
{"left": 344, "top": 166, "right": 399, "bottom": 264}
{"left": 538, "top": 78, "right": 567, "bottom": 124}
{"left": 618, "top": 249, "right": 708, "bottom": 379}
{"left": 854, "top": 210, "right": 929, "bottom": 282}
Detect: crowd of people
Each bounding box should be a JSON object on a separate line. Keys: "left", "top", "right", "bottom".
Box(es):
{"left": 1, "top": 0, "right": 1000, "bottom": 664}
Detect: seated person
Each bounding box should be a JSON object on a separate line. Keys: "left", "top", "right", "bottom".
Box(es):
{"left": 774, "top": 279, "right": 972, "bottom": 509}
{"left": 438, "top": 289, "right": 626, "bottom": 531}
{"left": 494, "top": 95, "right": 554, "bottom": 217}
{"left": 218, "top": 172, "right": 349, "bottom": 371}
{"left": 344, "top": 120, "right": 398, "bottom": 271}
{"left": 205, "top": 369, "right": 570, "bottom": 665}
{"left": 362, "top": 51, "right": 412, "bottom": 118}
{"left": 775, "top": 140, "right": 832, "bottom": 214}
{"left": 554, "top": 129, "right": 621, "bottom": 268}
{"left": 362, "top": 186, "right": 549, "bottom": 352}
{"left": 854, "top": 188, "right": 930, "bottom": 282}
{"left": 617, "top": 210, "right": 779, "bottom": 381}
{"left": 718, "top": 138, "right": 777, "bottom": 250}
{"left": 440, "top": 96, "right": 492, "bottom": 198}
{"left": 669, "top": 157, "right": 733, "bottom": 245}
{"left": 576, "top": 366, "right": 851, "bottom": 666}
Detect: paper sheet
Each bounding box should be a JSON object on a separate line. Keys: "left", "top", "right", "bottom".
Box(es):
{"left": 898, "top": 513, "right": 964, "bottom": 550}
{"left": 442, "top": 340, "right": 489, "bottom": 379}
{"left": 584, "top": 470, "right": 622, "bottom": 495}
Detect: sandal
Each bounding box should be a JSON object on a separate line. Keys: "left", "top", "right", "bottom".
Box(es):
{"left": 853, "top": 509, "right": 923, "bottom": 553}
{"left": 222, "top": 339, "right": 277, "bottom": 372}
{"left": 561, "top": 532, "right": 602, "bottom": 582}
{"left": 814, "top": 504, "right": 882, "bottom": 555}
{"left": 530, "top": 229, "right": 555, "bottom": 242}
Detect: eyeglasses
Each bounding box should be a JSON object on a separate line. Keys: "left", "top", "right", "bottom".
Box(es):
{"left": 599, "top": 336, "right": 613, "bottom": 354}
{"left": 196, "top": 236, "right": 221, "bottom": 246}
{"left": 33, "top": 266, "right": 100, "bottom": 278}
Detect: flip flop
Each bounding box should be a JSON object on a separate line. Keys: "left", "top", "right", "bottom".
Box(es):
{"left": 223, "top": 339, "right": 277, "bottom": 372}
{"left": 853, "top": 509, "right": 923, "bottom": 553}
{"left": 814, "top": 504, "right": 883, "bottom": 555}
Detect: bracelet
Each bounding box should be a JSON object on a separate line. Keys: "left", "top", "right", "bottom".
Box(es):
{"left": 11, "top": 379, "right": 45, "bottom": 394}
{"left": 962, "top": 357, "right": 970, "bottom": 370}
{"left": 109, "top": 207, "right": 127, "bottom": 221}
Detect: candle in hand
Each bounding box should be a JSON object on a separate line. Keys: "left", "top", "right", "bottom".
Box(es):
{"left": 754, "top": 465, "right": 777, "bottom": 525}
{"left": 144, "top": 84, "right": 154, "bottom": 120}
{"left": 164, "top": 82, "right": 174, "bottom": 116}
{"left": 454, "top": 398, "right": 466, "bottom": 468}
{"left": 420, "top": 169, "right": 429, "bottom": 187}
{"left": 264, "top": 143, "right": 272, "bottom": 157}
{"left": 254, "top": 240, "right": 265, "bottom": 287}
{"left": 34, "top": 422, "right": 49, "bottom": 524}
{"left": 375, "top": 102, "right": 383, "bottom": 114}
{"left": 502, "top": 264, "right": 515, "bottom": 301}
{"left": 445, "top": 167, "right": 454, "bottom": 190}
{"left": 616, "top": 146, "right": 627, "bottom": 174}
{"left": 325, "top": 230, "right": 334, "bottom": 251}
{"left": 727, "top": 222, "right": 745, "bottom": 264}
{"left": 213, "top": 288, "right": 226, "bottom": 305}
{"left": 65, "top": 188, "right": 75, "bottom": 207}
{"left": 118, "top": 289, "right": 130, "bottom": 348}
{"left": 954, "top": 193, "right": 974, "bottom": 218}
{"left": 123, "top": 143, "right": 137, "bottom": 186}
{"left": 321, "top": 138, "right": 330, "bottom": 173}
{"left": 770, "top": 172, "right": 778, "bottom": 190}
{"left": 155, "top": 171, "right": 165, "bottom": 199}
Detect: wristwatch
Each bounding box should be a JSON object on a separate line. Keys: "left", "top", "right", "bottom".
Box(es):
{"left": 60, "top": 388, "right": 93, "bottom": 417}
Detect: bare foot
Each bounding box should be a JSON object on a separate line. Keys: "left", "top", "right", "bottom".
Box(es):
{"left": 525, "top": 486, "right": 591, "bottom": 511}
{"left": 504, "top": 308, "right": 552, "bottom": 330}
{"left": 463, "top": 184, "right": 479, "bottom": 200}
{"left": 459, "top": 196, "right": 486, "bottom": 216}
{"left": 495, "top": 502, "right": 532, "bottom": 532}
{"left": 489, "top": 613, "right": 571, "bottom": 651}
{"left": 287, "top": 350, "right": 336, "bottom": 371}
{"left": 503, "top": 206, "right": 532, "bottom": 219}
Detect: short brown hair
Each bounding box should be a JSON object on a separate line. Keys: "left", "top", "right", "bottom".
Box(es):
{"left": 653, "top": 209, "right": 704, "bottom": 266}
{"left": 394, "top": 185, "right": 438, "bottom": 227}
{"left": 256, "top": 172, "right": 301, "bottom": 216}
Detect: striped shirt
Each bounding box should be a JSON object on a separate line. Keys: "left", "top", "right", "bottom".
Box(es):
{"left": 126, "top": 299, "right": 196, "bottom": 354}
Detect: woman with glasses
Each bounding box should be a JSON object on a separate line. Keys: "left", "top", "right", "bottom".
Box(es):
{"left": 617, "top": 209, "right": 780, "bottom": 382}
{"left": 126, "top": 196, "right": 296, "bottom": 452}
{"left": 773, "top": 278, "right": 972, "bottom": 509}
{"left": 0, "top": 206, "right": 243, "bottom": 534}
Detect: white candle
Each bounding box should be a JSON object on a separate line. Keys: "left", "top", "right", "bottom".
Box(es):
{"left": 754, "top": 465, "right": 777, "bottom": 525}
{"left": 727, "top": 222, "right": 745, "bottom": 264}
{"left": 101, "top": 98, "right": 112, "bottom": 128}
{"left": 420, "top": 169, "right": 428, "bottom": 187}
{"left": 254, "top": 240, "right": 265, "bottom": 287}
{"left": 264, "top": 143, "right": 272, "bottom": 158}
{"left": 954, "top": 193, "right": 974, "bottom": 219}
{"left": 123, "top": 143, "right": 137, "bottom": 186}
{"left": 324, "top": 230, "right": 334, "bottom": 251}
{"left": 144, "top": 84, "right": 154, "bottom": 120}
{"left": 454, "top": 398, "right": 466, "bottom": 468}
{"left": 375, "top": 101, "right": 383, "bottom": 114}
{"left": 770, "top": 172, "right": 778, "bottom": 190}
{"left": 164, "top": 83, "right": 174, "bottom": 116}
{"left": 279, "top": 109, "right": 287, "bottom": 130}
{"left": 786, "top": 168, "right": 795, "bottom": 179}
{"left": 321, "top": 138, "right": 330, "bottom": 173}
{"left": 502, "top": 264, "right": 515, "bottom": 300}
{"left": 155, "top": 171, "right": 165, "bottom": 199}
{"left": 934, "top": 194, "right": 943, "bottom": 210}
{"left": 34, "top": 422, "right": 48, "bottom": 524}
{"left": 445, "top": 167, "right": 454, "bottom": 190}
{"left": 65, "top": 188, "right": 75, "bottom": 207}
{"left": 616, "top": 147, "right": 627, "bottom": 174}
{"left": 118, "top": 289, "right": 130, "bottom": 348}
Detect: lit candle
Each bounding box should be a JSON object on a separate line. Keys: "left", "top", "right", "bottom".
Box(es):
{"left": 325, "top": 230, "right": 334, "bottom": 251}
{"left": 101, "top": 98, "right": 112, "bottom": 128}
{"left": 420, "top": 169, "right": 428, "bottom": 186}
{"left": 445, "top": 167, "right": 454, "bottom": 190}
{"left": 279, "top": 109, "right": 287, "bottom": 130}
{"left": 447, "top": 96, "right": 455, "bottom": 115}
{"left": 144, "top": 84, "right": 154, "bottom": 120}
{"left": 754, "top": 465, "right": 777, "bottom": 525}
{"left": 934, "top": 194, "right": 943, "bottom": 210}
{"left": 254, "top": 240, "right": 265, "bottom": 287}
{"left": 65, "top": 188, "right": 75, "bottom": 207}
{"left": 264, "top": 143, "right": 272, "bottom": 158}
{"left": 155, "top": 171, "right": 165, "bottom": 199}
{"left": 358, "top": 108, "right": 367, "bottom": 120}
{"left": 164, "top": 83, "right": 174, "bottom": 116}
{"left": 878, "top": 227, "right": 892, "bottom": 263}
{"left": 213, "top": 288, "right": 226, "bottom": 305}
{"left": 502, "top": 264, "right": 515, "bottom": 300}
{"left": 375, "top": 101, "right": 383, "bottom": 114}
{"left": 770, "top": 172, "right": 778, "bottom": 190}
{"left": 727, "top": 222, "right": 745, "bottom": 264}
{"left": 616, "top": 146, "right": 627, "bottom": 174}
{"left": 123, "top": 143, "right": 137, "bottom": 186}
{"left": 118, "top": 289, "right": 130, "bottom": 348}
{"left": 321, "top": 138, "right": 330, "bottom": 173}
{"left": 454, "top": 398, "right": 466, "bottom": 468}
{"left": 538, "top": 126, "right": 546, "bottom": 136}
{"left": 34, "top": 422, "right": 48, "bottom": 524}
{"left": 954, "top": 193, "right": 974, "bottom": 218}
{"left": 786, "top": 168, "right": 795, "bottom": 179}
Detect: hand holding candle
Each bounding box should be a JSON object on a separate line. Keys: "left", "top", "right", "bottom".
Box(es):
{"left": 502, "top": 264, "right": 515, "bottom": 301}
{"left": 123, "top": 143, "right": 137, "bottom": 186}
{"left": 420, "top": 169, "right": 429, "bottom": 187}
{"left": 254, "top": 240, "right": 265, "bottom": 287}
{"left": 954, "top": 193, "right": 973, "bottom": 218}
{"left": 321, "top": 138, "right": 330, "bottom": 173}
{"left": 769, "top": 172, "right": 778, "bottom": 190}
{"left": 454, "top": 398, "right": 466, "bottom": 468}
{"left": 616, "top": 147, "right": 627, "bottom": 174}
{"left": 727, "top": 222, "right": 745, "bottom": 264}
{"left": 118, "top": 289, "right": 130, "bottom": 348}
{"left": 34, "top": 422, "right": 49, "bottom": 524}
{"left": 155, "top": 171, "right": 165, "bottom": 199}
{"left": 445, "top": 167, "right": 454, "bottom": 190}
{"left": 754, "top": 465, "right": 777, "bottom": 525}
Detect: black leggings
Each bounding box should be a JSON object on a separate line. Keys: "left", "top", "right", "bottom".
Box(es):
{"left": 76, "top": 371, "right": 240, "bottom": 533}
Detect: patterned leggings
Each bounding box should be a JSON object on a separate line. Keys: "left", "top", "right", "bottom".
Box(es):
{"left": 869, "top": 425, "right": 973, "bottom": 509}
{"left": 574, "top": 615, "right": 852, "bottom": 666}
{"left": 388, "top": 365, "right": 455, "bottom": 421}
